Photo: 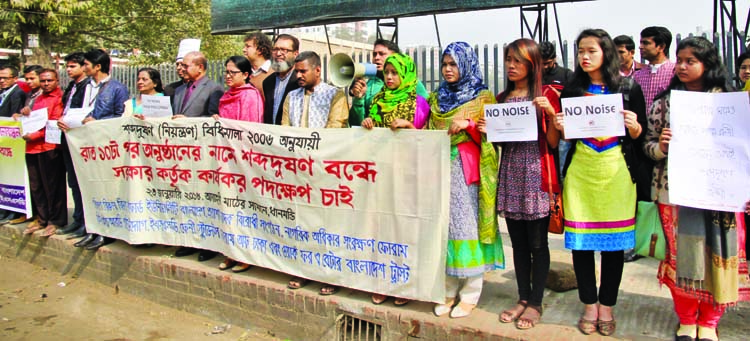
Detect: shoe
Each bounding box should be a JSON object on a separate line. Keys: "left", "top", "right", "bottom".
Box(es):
{"left": 23, "top": 220, "right": 44, "bottom": 235}
{"left": 74, "top": 233, "right": 97, "bottom": 247}
{"left": 433, "top": 298, "right": 455, "bottom": 317}
{"left": 515, "top": 304, "right": 542, "bottom": 330}
{"left": 174, "top": 247, "right": 198, "bottom": 257}
{"left": 218, "top": 258, "right": 237, "bottom": 270}
{"left": 57, "top": 221, "right": 82, "bottom": 235}
{"left": 319, "top": 285, "right": 339, "bottom": 296}
{"left": 500, "top": 300, "right": 528, "bottom": 323}
{"left": 624, "top": 249, "right": 644, "bottom": 262}
{"left": 66, "top": 226, "right": 87, "bottom": 239}
{"left": 231, "top": 263, "right": 251, "bottom": 273}
{"left": 393, "top": 298, "right": 410, "bottom": 306}
{"left": 85, "top": 235, "right": 113, "bottom": 250}
{"left": 578, "top": 317, "right": 598, "bottom": 335}
{"left": 287, "top": 277, "right": 309, "bottom": 289}
{"left": 0, "top": 211, "right": 12, "bottom": 224}
{"left": 9, "top": 215, "right": 31, "bottom": 225}
{"left": 449, "top": 302, "right": 476, "bottom": 319}
{"left": 41, "top": 224, "right": 59, "bottom": 237}
{"left": 372, "top": 294, "right": 388, "bottom": 305}
{"left": 197, "top": 250, "right": 217, "bottom": 262}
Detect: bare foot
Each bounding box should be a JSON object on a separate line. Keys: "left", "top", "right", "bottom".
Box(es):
{"left": 499, "top": 300, "right": 527, "bottom": 323}
{"left": 598, "top": 304, "right": 613, "bottom": 322}
{"left": 583, "top": 303, "right": 598, "bottom": 321}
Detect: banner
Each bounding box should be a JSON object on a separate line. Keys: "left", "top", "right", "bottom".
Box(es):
{"left": 65, "top": 118, "right": 451, "bottom": 302}
{"left": 668, "top": 90, "right": 750, "bottom": 212}
{"left": 0, "top": 120, "right": 31, "bottom": 215}
{"left": 561, "top": 94, "right": 625, "bottom": 139}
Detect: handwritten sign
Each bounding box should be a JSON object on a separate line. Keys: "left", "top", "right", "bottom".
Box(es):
{"left": 483, "top": 102, "right": 538, "bottom": 142}
{"left": 45, "top": 120, "right": 61, "bottom": 144}
{"left": 0, "top": 120, "right": 31, "bottom": 215}
{"left": 668, "top": 90, "right": 750, "bottom": 212}
{"left": 141, "top": 95, "right": 173, "bottom": 118}
{"left": 62, "top": 107, "right": 92, "bottom": 129}
{"left": 20, "top": 107, "right": 47, "bottom": 134}
{"left": 65, "top": 117, "right": 451, "bottom": 302}
{"left": 561, "top": 94, "right": 624, "bottom": 139}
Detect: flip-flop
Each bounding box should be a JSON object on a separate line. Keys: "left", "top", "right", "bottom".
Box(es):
{"left": 287, "top": 277, "right": 309, "bottom": 289}
{"left": 393, "top": 298, "right": 410, "bottom": 306}
{"left": 371, "top": 294, "right": 388, "bottom": 304}
{"left": 499, "top": 300, "right": 527, "bottom": 323}
{"left": 319, "top": 285, "right": 338, "bottom": 296}
{"left": 515, "top": 304, "right": 542, "bottom": 330}
{"left": 40, "top": 225, "right": 58, "bottom": 237}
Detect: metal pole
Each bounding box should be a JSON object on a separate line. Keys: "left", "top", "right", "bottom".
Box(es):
{"left": 433, "top": 15, "right": 442, "bottom": 52}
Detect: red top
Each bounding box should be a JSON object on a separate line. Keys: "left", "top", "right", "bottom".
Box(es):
{"left": 25, "top": 87, "right": 63, "bottom": 154}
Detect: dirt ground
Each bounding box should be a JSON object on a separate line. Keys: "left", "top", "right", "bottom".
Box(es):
{"left": 0, "top": 255, "right": 280, "bottom": 341}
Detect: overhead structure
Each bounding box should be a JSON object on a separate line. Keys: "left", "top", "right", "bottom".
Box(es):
{"left": 713, "top": 0, "right": 749, "bottom": 81}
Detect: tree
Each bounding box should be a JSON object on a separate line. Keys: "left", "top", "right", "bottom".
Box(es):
{"left": 0, "top": 0, "right": 243, "bottom": 67}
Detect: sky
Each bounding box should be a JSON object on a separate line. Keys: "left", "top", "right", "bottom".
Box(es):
{"left": 395, "top": 0, "right": 748, "bottom": 61}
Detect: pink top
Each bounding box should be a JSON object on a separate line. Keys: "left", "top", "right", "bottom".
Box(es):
{"left": 457, "top": 120, "right": 481, "bottom": 185}
{"left": 218, "top": 84, "right": 263, "bottom": 122}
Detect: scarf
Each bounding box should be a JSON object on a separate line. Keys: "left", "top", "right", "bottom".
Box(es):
{"left": 435, "top": 42, "right": 488, "bottom": 113}
{"left": 676, "top": 208, "right": 742, "bottom": 305}
{"left": 369, "top": 53, "right": 418, "bottom": 127}
{"left": 219, "top": 84, "right": 263, "bottom": 122}
{"left": 428, "top": 89, "right": 498, "bottom": 244}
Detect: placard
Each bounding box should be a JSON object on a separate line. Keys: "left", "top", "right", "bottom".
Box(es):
{"left": 561, "top": 94, "right": 624, "bottom": 139}
{"left": 141, "top": 95, "right": 173, "bottom": 118}
{"left": 483, "top": 102, "right": 538, "bottom": 142}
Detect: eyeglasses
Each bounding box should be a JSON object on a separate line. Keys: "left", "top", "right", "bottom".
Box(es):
{"left": 40, "top": 80, "right": 56, "bottom": 83}
{"left": 0, "top": 77, "right": 12, "bottom": 80}
{"left": 272, "top": 47, "right": 294, "bottom": 54}
{"left": 224, "top": 70, "right": 243, "bottom": 76}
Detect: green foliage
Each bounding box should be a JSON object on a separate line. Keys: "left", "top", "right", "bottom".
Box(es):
{"left": 0, "top": 0, "right": 243, "bottom": 64}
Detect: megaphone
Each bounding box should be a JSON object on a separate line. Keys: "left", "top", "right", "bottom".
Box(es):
{"left": 329, "top": 53, "right": 378, "bottom": 87}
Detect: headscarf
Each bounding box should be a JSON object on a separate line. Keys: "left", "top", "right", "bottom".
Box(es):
{"left": 369, "top": 53, "right": 418, "bottom": 127}
{"left": 435, "top": 42, "right": 488, "bottom": 113}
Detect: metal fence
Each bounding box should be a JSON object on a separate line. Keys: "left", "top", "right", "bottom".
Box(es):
{"left": 63, "top": 31, "right": 746, "bottom": 96}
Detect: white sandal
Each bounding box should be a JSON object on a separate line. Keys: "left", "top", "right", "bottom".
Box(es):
{"left": 450, "top": 302, "right": 476, "bottom": 319}
{"left": 433, "top": 298, "right": 455, "bottom": 317}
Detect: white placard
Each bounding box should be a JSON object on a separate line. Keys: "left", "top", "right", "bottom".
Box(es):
{"left": 483, "top": 102, "right": 538, "bottom": 142}
{"left": 45, "top": 120, "right": 61, "bottom": 144}
{"left": 141, "top": 95, "right": 173, "bottom": 118}
{"left": 561, "top": 94, "right": 624, "bottom": 139}
{"left": 177, "top": 39, "right": 201, "bottom": 60}
{"left": 20, "top": 107, "right": 47, "bottom": 134}
{"left": 668, "top": 90, "right": 750, "bottom": 212}
{"left": 62, "top": 107, "right": 92, "bottom": 129}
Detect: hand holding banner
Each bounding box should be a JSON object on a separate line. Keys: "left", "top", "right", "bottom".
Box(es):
{"left": 483, "top": 101, "right": 538, "bottom": 142}
{"left": 561, "top": 94, "right": 624, "bottom": 139}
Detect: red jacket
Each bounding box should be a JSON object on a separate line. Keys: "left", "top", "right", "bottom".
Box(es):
{"left": 26, "top": 87, "right": 63, "bottom": 154}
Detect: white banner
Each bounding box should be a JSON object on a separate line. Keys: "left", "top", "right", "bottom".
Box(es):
{"left": 561, "top": 94, "right": 625, "bottom": 139}
{"left": 668, "top": 90, "right": 750, "bottom": 212}
{"left": 483, "top": 102, "right": 538, "bottom": 142}
{"left": 65, "top": 117, "right": 451, "bottom": 302}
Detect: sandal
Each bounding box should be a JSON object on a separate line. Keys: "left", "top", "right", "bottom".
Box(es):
{"left": 231, "top": 263, "right": 252, "bottom": 273}
{"left": 218, "top": 258, "right": 237, "bottom": 270}
{"left": 319, "top": 285, "right": 339, "bottom": 296}
{"left": 449, "top": 301, "right": 476, "bottom": 319}
{"left": 287, "top": 277, "right": 309, "bottom": 289}
{"left": 578, "top": 317, "right": 598, "bottom": 335}
{"left": 371, "top": 294, "right": 388, "bottom": 305}
{"left": 515, "top": 304, "right": 542, "bottom": 330}
{"left": 597, "top": 318, "right": 616, "bottom": 336}
{"left": 499, "top": 300, "right": 527, "bottom": 323}
{"left": 41, "top": 225, "right": 58, "bottom": 237}
{"left": 434, "top": 298, "right": 455, "bottom": 317}
{"left": 393, "top": 298, "right": 410, "bottom": 306}
{"left": 23, "top": 221, "right": 44, "bottom": 235}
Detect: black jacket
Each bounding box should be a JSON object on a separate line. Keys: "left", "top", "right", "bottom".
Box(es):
{"left": 561, "top": 79, "right": 654, "bottom": 201}
{"left": 62, "top": 77, "right": 91, "bottom": 110}
{"left": 0, "top": 85, "right": 27, "bottom": 117}
{"left": 262, "top": 72, "right": 299, "bottom": 125}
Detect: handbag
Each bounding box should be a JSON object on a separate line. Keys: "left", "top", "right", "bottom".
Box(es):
{"left": 634, "top": 200, "right": 665, "bottom": 260}
{"left": 548, "top": 192, "right": 564, "bottom": 234}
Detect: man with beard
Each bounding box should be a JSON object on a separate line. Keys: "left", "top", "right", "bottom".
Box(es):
{"left": 262, "top": 34, "right": 301, "bottom": 125}
{"left": 348, "top": 39, "right": 427, "bottom": 126}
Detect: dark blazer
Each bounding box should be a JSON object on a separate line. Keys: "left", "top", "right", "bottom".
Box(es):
{"left": 62, "top": 77, "right": 90, "bottom": 110}
{"left": 262, "top": 72, "right": 299, "bottom": 125}
{"left": 0, "top": 85, "right": 27, "bottom": 117}
{"left": 173, "top": 77, "right": 224, "bottom": 117}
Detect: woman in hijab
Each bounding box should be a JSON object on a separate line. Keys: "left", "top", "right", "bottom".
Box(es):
{"left": 427, "top": 42, "right": 504, "bottom": 319}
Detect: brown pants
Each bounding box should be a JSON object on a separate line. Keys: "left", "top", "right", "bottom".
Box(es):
{"left": 26, "top": 149, "right": 67, "bottom": 227}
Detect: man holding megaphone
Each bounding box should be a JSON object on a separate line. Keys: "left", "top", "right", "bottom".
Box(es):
{"left": 347, "top": 40, "right": 428, "bottom": 126}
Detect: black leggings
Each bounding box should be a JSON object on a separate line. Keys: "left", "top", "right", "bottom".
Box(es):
{"left": 506, "top": 217, "right": 550, "bottom": 307}
{"left": 572, "top": 250, "right": 624, "bottom": 306}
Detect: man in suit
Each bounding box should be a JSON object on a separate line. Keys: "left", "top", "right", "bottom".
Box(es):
{"left": 262, "top": 34, "right": 300, "bottom": 125}
{"left": 172, "top": 51, "right": 223, "bottom": 118}
{"left": 0, "top": 65, "right": 28, "bottom": 224}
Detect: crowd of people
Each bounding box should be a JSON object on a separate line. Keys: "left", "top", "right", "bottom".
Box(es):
{"left": 0, "top": 26, "right": 749, "bottom": 339}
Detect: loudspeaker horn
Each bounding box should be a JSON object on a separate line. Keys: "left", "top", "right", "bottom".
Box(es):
{"left": 329, "top": 53, "right": 378, "bottom": 87}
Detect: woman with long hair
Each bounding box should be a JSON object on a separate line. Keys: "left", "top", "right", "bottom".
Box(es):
{"left": 643, "top": 36, "right": 749, "bottom": 341}
{"left": 362, "top": 52, "right": 429, "bottom": 306}
{"left": 428, "top": 42, "right": 504, "bottom": 319}
{"left": 216, "top": 55, "right": 263, "bottom": 273}
{"left": 123, "top": 67, "right": 164, "bottom": 116}
{"left": 551, "top": 29, "right": 647, "bottom": 336}
{"left": 478, "top": 38, "right": 560, "bottom": 329}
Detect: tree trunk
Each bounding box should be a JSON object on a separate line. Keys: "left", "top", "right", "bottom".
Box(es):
{"left": 19, "top": 23, "right": 54, "bottom": 68}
